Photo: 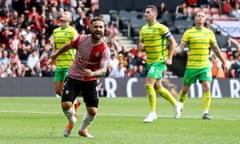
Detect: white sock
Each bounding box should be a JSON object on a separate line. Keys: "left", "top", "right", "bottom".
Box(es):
{"left": 56, "top": 94, "right": 61, "bottom": 98}
{"left": 63, "top": 108, "right": 76, "bottom": 123}
{"left": 73, "top": 99, "right": 77, "bottom": 104}
{"left": 203, "top": 110, "right": 209, "bottom": 114}
{"left": 79, "top": 113, "right": 96, "bottom": 131}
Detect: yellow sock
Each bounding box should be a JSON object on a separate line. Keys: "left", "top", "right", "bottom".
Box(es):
{"left": 145, "top": 84, "right": 156, "bottom": 112}
{"left": 179, "top": 90, "right": 188, "bottom": 104}
{"left": 156, "top": 87, "right": 176, "bottom": 106}
{"left": 203, "top": 90, "right": 211, "bottom": 112}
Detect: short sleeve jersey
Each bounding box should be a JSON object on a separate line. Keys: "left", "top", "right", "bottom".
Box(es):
{"left": 182, "top": 27, "right": 216, "bottom": 69}
{"left": 53, "top": 25, "right": 78, "bottom": 68}
{"left": 67, "top": 34, "right": 110, "bottom": 81}
{"left": 140, "top": 22, "right": 171, "bottom": 64}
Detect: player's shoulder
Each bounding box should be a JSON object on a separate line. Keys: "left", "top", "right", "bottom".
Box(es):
{"left": 53, "top": 26, "right": 61, "bottom": 33}
{"left": 203, "top": 27, "right": 215, "bottom": 34}
{"left": 141, "top": 23, "right": 148, "bottom": 29}
{"left": 67, "top": 25, "right": 76, "bottom": 30}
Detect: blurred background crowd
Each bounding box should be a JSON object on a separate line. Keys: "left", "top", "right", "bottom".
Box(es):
{"left": 0, "top": 0, "right": 239, "bottom": 79}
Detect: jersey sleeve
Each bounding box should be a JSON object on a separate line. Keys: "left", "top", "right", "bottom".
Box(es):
{"left": 101, "top": 46, "right": 111, "bottom": 65}
{"left": 70, "top": 35, "right": 80, "bottom": 48}
{"left": 139, "top": 27, "right": 144, "bottom": 42}
{"left": 71, "top": 28, "right": 78, "bottom": 38}
{"left": 160, "top": 24, "right": 172, "bottom": 39}
{"left": 209, "top": 30, "right": 216, "bottom": 45}
{"left": 182, "top": 30, "right": 189, "bottom": 43}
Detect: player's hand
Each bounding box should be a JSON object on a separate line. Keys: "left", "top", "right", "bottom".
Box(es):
{"left": 166, "top": 58, "right": 172, "bottom": 65}
{"left": 83, "top": 69, "right": 94, "bottom": 77}
{"left": 222, "top": 62, "right": 228, "bottom": 73}
{"left": 175, "top": 46, "right": 182, "bottom": 53}
{"left": 47, "top": 53, "right": 57, "bottom": 65}
{"left": 138, "top": 42, "right": 145, "bottom": 51}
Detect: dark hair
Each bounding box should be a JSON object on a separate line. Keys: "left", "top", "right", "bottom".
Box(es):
{"left": 90, "top": 17, "right": 105, "bottom": 25}
{"left": 146, "top": 5, "right": 158, "bottom": 15}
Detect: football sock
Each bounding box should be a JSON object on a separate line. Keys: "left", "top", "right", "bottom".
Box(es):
{"left": 156, "top": 87, "right": 176, "bottom": 106}
{"left": 63, "top": 108, "right": 76, "bottom": 123}
{"left": 203, "top": 90, "right": 211, "bottom": 112}
{"left": 179, "top": 90, "right": 188, "bottom": 104}
{"left": 79, "top": 113, "right": 95, "bottom": 131}
{"left": 56, "top": 94, "right": 61, "bottom": 98}
{"left": 145, "top": 84, "right": 156, "bottom": 112}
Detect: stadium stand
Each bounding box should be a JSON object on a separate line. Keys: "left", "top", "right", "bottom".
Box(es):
{"left": 0, "top": 0, "right": 239, "bottom": 78}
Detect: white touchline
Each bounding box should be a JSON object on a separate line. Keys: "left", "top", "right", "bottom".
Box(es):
{"left": 0, "top": 110, "right": 239, "bottom": 121}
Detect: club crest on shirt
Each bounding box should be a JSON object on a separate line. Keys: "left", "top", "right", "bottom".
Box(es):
{"left": 95, "top": 52, "right": 100, "bottom": 57}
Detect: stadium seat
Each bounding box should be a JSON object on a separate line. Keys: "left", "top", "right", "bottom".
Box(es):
{"left": 210, "top": 8, "right": 219, "bottom": 15}
{"left": 160, "top": 12, "right": 175, "bottom": 26}
{"left": 173, "top": 34, "right": 182, "bottom": 44}
{"left": 174, "top": 19, "right": 194, "bottom": 34}
{"left": 220, "top": 14, "right": 229, "bottom": 19}
{"left": 102, "top": 14, "right": 111, "bottom": 26}
{"left": 202, "top": 7, "right": 210, "bottom": 14}
{"left": 119, "top": 10, "right": 138, "bottom": 36}
{"left": 130, "top": 17, "right": 145, "bottom": 41}
{"left": 193, "top": 7, "right": 201, "bottom": 13}
{"left": 216, "top": 35, "right": 228, "bottom": 49}
{"left": 109, "top": 10, "right": 119, "bottom": 27}
{"left": 211, "top": 13, "right": 220, "bottom": 19}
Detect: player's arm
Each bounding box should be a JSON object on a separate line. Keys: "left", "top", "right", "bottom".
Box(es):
{"left": 84, "top": 62, "right": 108, "bottom": 77}
{"left": 48, "top": 42, "right": 72, "bottom": 65}
{"left": 138, "top": 41, "right": 145, "bottom": 52}
{"left": 83, "top": 48, "right": 110, "bottom": 77}
{"left": 176, "top": 40, "right": 186, "bottom": 53}
{"left": 211, "top": 43, "right": 228, "bottom": 72}
{"left": 166, "top": 35, "right": 176, "bottom": 65}
{"left": 138, "top": 28, "right": 145, "bottom": 51}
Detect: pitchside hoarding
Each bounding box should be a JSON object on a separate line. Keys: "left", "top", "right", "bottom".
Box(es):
{"left": 102, "top": 78, "right": 239, "bottom": 98}
{"left": 212, "top": 20, "right": 240, "bottom": 38}
{"left": 0, "top": 78, "right": 239, "bottom": 98}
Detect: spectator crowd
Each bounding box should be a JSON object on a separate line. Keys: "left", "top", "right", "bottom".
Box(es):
{"left": 0, "top": 0, "right": 239, "bottom": 79}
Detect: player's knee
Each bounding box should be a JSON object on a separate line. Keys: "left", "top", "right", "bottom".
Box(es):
{"left": 87, "top": 107, "right": 97, "bottom": 116}
{"left": 62, "top": 101, "right": 72, "bottom": 111}
{"left": 145, "top": 84, "right": 154, "bottom": 90}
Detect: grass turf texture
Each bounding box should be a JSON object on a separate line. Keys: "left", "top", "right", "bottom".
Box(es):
{"left": 0, "top": 97, "right": 239, "bottom": 144}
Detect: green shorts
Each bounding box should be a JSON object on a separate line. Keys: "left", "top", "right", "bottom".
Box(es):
{"left": 147, "top": 62, "right": 166, "bottom": 79}
{"left": 54, "top": 68, "right": 69, "bottom": 82}
{"left": 183, "top": 67, "right": 212, "bottom": 85}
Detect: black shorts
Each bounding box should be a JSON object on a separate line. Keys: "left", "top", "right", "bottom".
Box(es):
{"left": 62, "top": 77, "right": 99, "bottom": 107}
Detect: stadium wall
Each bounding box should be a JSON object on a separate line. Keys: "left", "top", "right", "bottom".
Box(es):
{"left": 0, "top": 78, "right": 239, "bottom": 98}
{"left": 99, "top": 0, "right": 183, "bottom": 13}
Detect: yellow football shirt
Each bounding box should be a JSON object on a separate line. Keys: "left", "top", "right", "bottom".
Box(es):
{"left": 182, "top": 27, "right": 216, "bottom": 69}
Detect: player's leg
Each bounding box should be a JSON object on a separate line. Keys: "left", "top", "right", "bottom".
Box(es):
{"left": 200, "top": 69, "right": 213, "bottom": 119}
{"left": 143, "top": 63, "right": 163, "bottom": 122}
{"left": 62, "top": 69, "right": 81, "bottom": 115}
{"left": 61, "top": 77, "right": 79, "bottom": 137}
{"left": 54, "top": 68, "right": 64, "bottom": 98}
{"left": 155, "top": 79, "right": 177, "bottom": 106}
{"left": 201, "top": 81, "right": 212, "bottom": 119}
{"left": 179, "top": 69, "right": 196, "bottom": 104}
{"left": 155, "top": 79, "right": 182, "bottom": 119}
{"left": 144, "top": 76, "right": 158, "bottom": 123}
{"left": 78, "top": 80, "right": 98, "bottom": 138}
{"left": 179, "top": 85, "right": 190, "bottom": 104}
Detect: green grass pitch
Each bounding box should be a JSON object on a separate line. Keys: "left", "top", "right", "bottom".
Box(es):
{"left": 0, "top": 97, "right": 239, "bottom": 144}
